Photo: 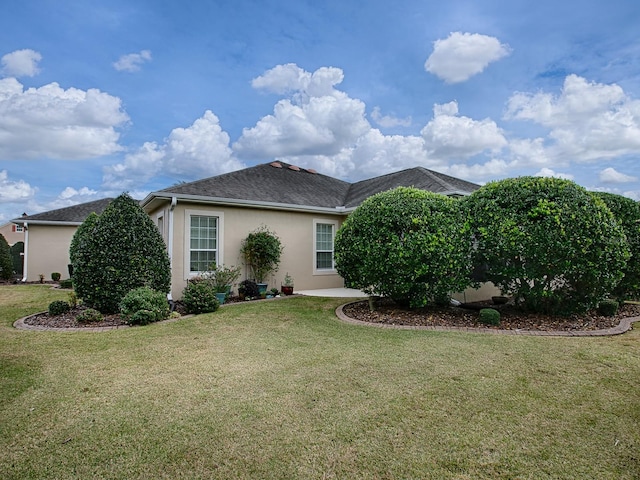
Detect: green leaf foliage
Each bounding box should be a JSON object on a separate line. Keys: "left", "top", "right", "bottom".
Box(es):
{"left": 119, "top": 287, "right": 170, "bottom": 325}
{"left": 182, "top": 280, "right": 220, "bottom": 314}
{"left": 0, "top": 234, "right": 13, "bottom": 280}
{"left": 592, "top": 192, "right": 640, "bottom": 300}
{"left": 10, "top": 241, "right": 24, "bottom": 275}
{"left": 240, "top": 227, "right": 283, "bottom": 283}
{"left": 70, "top": 194, "right": 171, "bottom": 314}
{"left": 334, "top": 187, "right": 474, "bottom": 308}
{"left": 464, "top": 177, "right": 630, "bottom": 315}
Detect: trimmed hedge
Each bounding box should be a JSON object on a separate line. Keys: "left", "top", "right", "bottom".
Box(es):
{"left": 119, "top": 287, "right": 169, "bottom": 325}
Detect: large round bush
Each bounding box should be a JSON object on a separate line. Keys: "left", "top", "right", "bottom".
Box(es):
{"left": 592, "top": 192, "right": 640, "bottom": 300}
{"left": 335, "top": 187, "right": 474, "bottom": 308}
{"left": 464, "top": 177, "right": 630, "bottom": 315}
{"left": 70, "top": 194, "right": 171, "bottom": 313}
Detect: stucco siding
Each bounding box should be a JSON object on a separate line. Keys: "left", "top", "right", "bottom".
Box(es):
{"left": 25, "top": 225, "right": 76, "bottom": 281}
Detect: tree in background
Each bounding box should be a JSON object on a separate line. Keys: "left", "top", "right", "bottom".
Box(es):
{"left": 592, "top": 192, "right": 640, "bottom": 300}
{"left": 0, "top": 234, "right": 13, "bottom": 280}
{"left": 70, "top": 193, "right": 171, "bottom": 313}
{"left": 335, "top": 187, "right": 474, "bottom": 308}
{"left": 10, "top": 241, "right": 24, "bottom": 276}
{"left": 464, "top": 177, "right": 630, "bottom": 315}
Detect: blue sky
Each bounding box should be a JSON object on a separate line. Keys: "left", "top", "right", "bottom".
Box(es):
{"left": 1, "top": 0, "right": 639, "bottom": 222}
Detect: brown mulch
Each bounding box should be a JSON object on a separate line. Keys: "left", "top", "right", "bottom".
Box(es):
{"left": 342, "top": 298, "right": 640, "bottom": 332}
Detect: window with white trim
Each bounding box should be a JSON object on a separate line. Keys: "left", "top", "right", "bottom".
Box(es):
{"left": 314, "top": 220, "right": 338, "bottom": 273}
{"left": 189, "top": 215, "right": 218, "bottom": 273}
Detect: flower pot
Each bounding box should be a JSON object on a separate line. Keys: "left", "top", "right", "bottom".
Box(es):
{"left": 215, "top": 292, "right": 227, "bottom": 305}
{"left": 257, "top": 283, "right": 268, "bottom": 294}
{"left": 281, "top": 285, "right": 294, "bottom": 296}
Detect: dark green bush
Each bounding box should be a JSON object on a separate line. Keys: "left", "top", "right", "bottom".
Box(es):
{"left": 182, "top": 281, "right": 220, "bottom": 314}
{"left": 240, "top": 227, "right": 283, "bottom": 283}
{"left": 464, "top": 177, "right": 630, "bottom": 315}
{"left": 48, "top": 300, "right": 70, "bottom": 316}
{"left": 77, "top": 308, "right": 103, "bottom": 323}
{"left": 592, "top": 192, "right": 640, "bottom": 301}
{"left": 0, "top": 234, "right": 13, "bottom": 280}
{"left": 238, "top": 279, "right": 260, "bottom": 299}
{"left": 334, "top": 187, "right": 474, "bottom": 308}
{"left": 119, "top": 287, "right": 169, "bottom": 325}
{"left": 51, "top": 272, "right": 61, "bottom": 282}
{"left": 597, "top": 299, "right": 619, "bottom": 317}
{"left": 70, "top": 194, "right": 171, "bottom": 313}
{"left": 10, "top": 241, "right": 23, "bottom": 276}
{"left": 479, "top": 308, "right": 500, "bottom": 326}
{"left": 59, "top": 279, "right": 73, "bottom": 289}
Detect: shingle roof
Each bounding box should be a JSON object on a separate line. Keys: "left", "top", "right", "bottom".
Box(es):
{"left": 14, "top": 198, "right": 114, "bottom": 224}
{"left": 156, "top": 162, "right": 480, "bottom": 210}
{"left": 159, "top": 162, "right": 351, "bottom": 208}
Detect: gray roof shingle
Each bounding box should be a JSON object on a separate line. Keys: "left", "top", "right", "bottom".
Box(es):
{"left": 14, "top": 198, "right": 114, "bottom": 224}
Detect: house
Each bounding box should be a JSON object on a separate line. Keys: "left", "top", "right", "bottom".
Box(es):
{"left": 14, "top": 198, "right": 113, "bottom": 282}
{"left": 140, "top": 161, "right": 486, "bottom": 300}
{"left": 0, "top": 214, "right": 27, "bottom": 246}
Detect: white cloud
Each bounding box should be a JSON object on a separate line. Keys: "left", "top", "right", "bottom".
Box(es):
{"left": 442, "top": 159, "right": 513, "bottom": 183}
{"left": 234, "top": 64, "right": 370, "bottom": 159}
{"left": 0, "top": 170, "right": 36, "bottom": 203}
{"left": 370, "top": 107, "right": 412, "bottom": 128}
{"left": 103, "top": 110, "right": 244, "bottom": 190}
{"left": 0, "top": 78, "right": 128, "bottom": 160}
{"left": 534, "top": 168, "right": 574, "bottom": 180}
{"left": 113, "top": 50, "right": 152, "bottom": 72}
{"left": 599, "top": 167, "right": 638, "bottom": 184}
{"left": 420, "top": 101, "right": 507, "bottom": 160}
{"left": 1, "top": 49, "right": 42, "bottom": 77}
{"left": 505, "top": 74, "right": 640, "bottom": 162}
{"left": 425, "top": 32, "right": 511, "bottom": 84}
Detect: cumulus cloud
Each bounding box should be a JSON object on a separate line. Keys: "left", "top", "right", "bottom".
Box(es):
{"left": 505, "top": 74, "right": 640, "bottom": 162}
{"left": 103, "top": 110, "right": 244, "bottom": 190}
{"left": 370, "top": 107, "right": 412, "bottom": 128}
{"left": 0, "top": 170, "right": 36, "bottom": 203}
{"left": 599, "top": 167, "right": 638, "bottom": 183}
{"left": 234, "top": 64, "right": 370, "bottom": 159}
{"left": 442, "top": 159, "right": 513, "bottom": 184}
{"left": 534, "top": 168, "right": 574, "bottom": 180}
{"left": 1, "top": 49, "right": 42, "bottom": 77}
{"left": 425, "top": 32, "right": 511, "bottom": 83}
{"left": 421, "top": 101, "right": 507, "bottom": 160}
{"left": 0, "top": 78, "right": 129, "bottom": 160}
{"left": 113, "top": 50, "right": 152, "bottom": 72}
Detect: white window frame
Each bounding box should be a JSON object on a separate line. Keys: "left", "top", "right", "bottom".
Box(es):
{"left": 184, "top": 209, "right": 225, "bottom": 279}
{"left": 313, "top": 219, "right": 339, "bottom": 275}
{"left": 15, "top": 224, "right": 23, "bottom": 233}
{"left": 155, "top": 213, "right": 165, "bottom": 240}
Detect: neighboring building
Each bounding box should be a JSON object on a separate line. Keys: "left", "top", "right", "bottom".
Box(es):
{"left": 141, "top": 162, "right": 484, "bottom": 299}
{"left": 13, "top": 198, "right": 113, "bottom": 282}
{"left": 0, "top": 214, "right": 27, "bottom": 246}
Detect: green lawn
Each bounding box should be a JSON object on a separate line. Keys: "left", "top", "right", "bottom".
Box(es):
{"left": 1, "top": 285, "right": 639, "bottom": 479}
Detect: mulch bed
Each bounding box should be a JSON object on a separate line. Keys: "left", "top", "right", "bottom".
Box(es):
{"left": 342, "top": 298, "right": 640, "bottom": 332}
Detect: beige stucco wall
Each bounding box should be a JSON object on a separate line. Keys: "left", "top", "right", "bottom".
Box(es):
{"left": 0, "top": 222, "right": 25, "bottom": 246}
{"left": 24, "top": 224, "right": 76, "bottom": 281}
{"left": 149, "top": 201, "right": 347, "bottom": 299}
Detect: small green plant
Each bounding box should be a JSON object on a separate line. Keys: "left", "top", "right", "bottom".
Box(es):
{"left": 270, "top": 287, "right": 279, "bottom": 296}
{"left": 38, "top": 274, "right": 45, "bottom": 284}
{"left": 283, "top": 273, "right": 293, "bottom": 286}
{"left": 238, "top": 279, "right": 260, "bottom": 299}
{"left": 205, "top": 264, "right": 241, "bottom": 292}
{"left": 51, "top": 272, "right": 61, "bottom": 282}
{"left": 182, "top": 281, "right": 220, "bottom": 314}
{"left": 119, "top": 287, "right": 169, "bottom": 325}
{"left": 597, "top": 299, "right": 619, "bottom": 317}
{"left": 479, "top": 308, "right": 501, "bottom": 326}
{"left": 68, "top": 291, "right": 79, "bottom": 307}
{"left": 59, "top": 278, "right": 73, "bottom": 289}
{"left": 48, "top": 300, "right": 70, "bottom": 316}
{"left": 77, "top": 308, "right": 103, "bottom": 323}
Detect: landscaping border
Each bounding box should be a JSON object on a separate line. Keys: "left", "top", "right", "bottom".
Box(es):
{"left": 335, "top": 301, "right": 640, "bottom": 337}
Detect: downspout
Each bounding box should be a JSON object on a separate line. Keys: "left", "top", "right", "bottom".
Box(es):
{"left": 167, "top": 197, "right": 177, "bottom": 298}
{"left": 21, "top": 223, "right": 28, "bottom": 282}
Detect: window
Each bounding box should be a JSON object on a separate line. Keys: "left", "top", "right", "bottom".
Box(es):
{"left": 13, "top": 225, "right": 23, "bottom": 233}
{"left": 314, "top": 220, "right": 338, "bottom": 273}
{"left": 189, "top": 215, "right": 217, "bottom": 273}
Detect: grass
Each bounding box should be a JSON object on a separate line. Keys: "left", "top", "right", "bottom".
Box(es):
{"left": 1, "top": 285, "right": 640, "bottom": 479}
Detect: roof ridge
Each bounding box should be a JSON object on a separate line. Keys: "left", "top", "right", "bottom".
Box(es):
{"left": 414, "top": 167, "right": 458, "bottom": 192}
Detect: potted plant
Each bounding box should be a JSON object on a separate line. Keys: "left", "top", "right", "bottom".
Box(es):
{"left": 281, "top": 272, "right": 294, "bottom": 296}
{"left": 238, "top": 279, "right": 260, "bottom": 300}
{"left": 208, "top": 263, "right": 241, "bottom": 297}
{"left": 240, "top": 226, "right": 283, "bottom": 293}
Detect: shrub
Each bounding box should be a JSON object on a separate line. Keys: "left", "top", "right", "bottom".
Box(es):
{"left": 119, "top": 287, "right": 169, "bottom": 325}
{"left": 598, "top": 299, "right": 619, "bottom": 317}
{"left": 240, "top": 227, "right": 283, "bottom": 283}
{"left": 0, "top": 234, "right": 13, "bottom": 280}
{"left": 479, "top": 308, "right": 500, "bottom": 326}
{"left": 464, "top": 177, "right": 630, "bottom": 315}
{"left": 48, "top": 300, "right": 70, "bottom": 316}
{"left": 59, "top": 279, "right": 73, "bottom": 289}
{"left": 334, "top": 187, "right": 474, "bottom": 308}
{"left": 182, "top": 281, "right": 220, "bottom": 314}
{"left": 51, "top": 272, "right": 61, "bottom": 282}
{"left": 68, "top": 291, "right": 79, "bottom": 307}
{"left": 592, "top": 192, "right": 640, "bottom": 301}
{"left": 238, "top": 279, "right": 260, "bottom": 299}
{"left": 70, "top": 194, "right": 171, "bottom": 313}
{"left": 10, "top": 241, "right": 24, "bottom": 276}
{"left": 77, "top": 308, "right": 103, "bottom": 323}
